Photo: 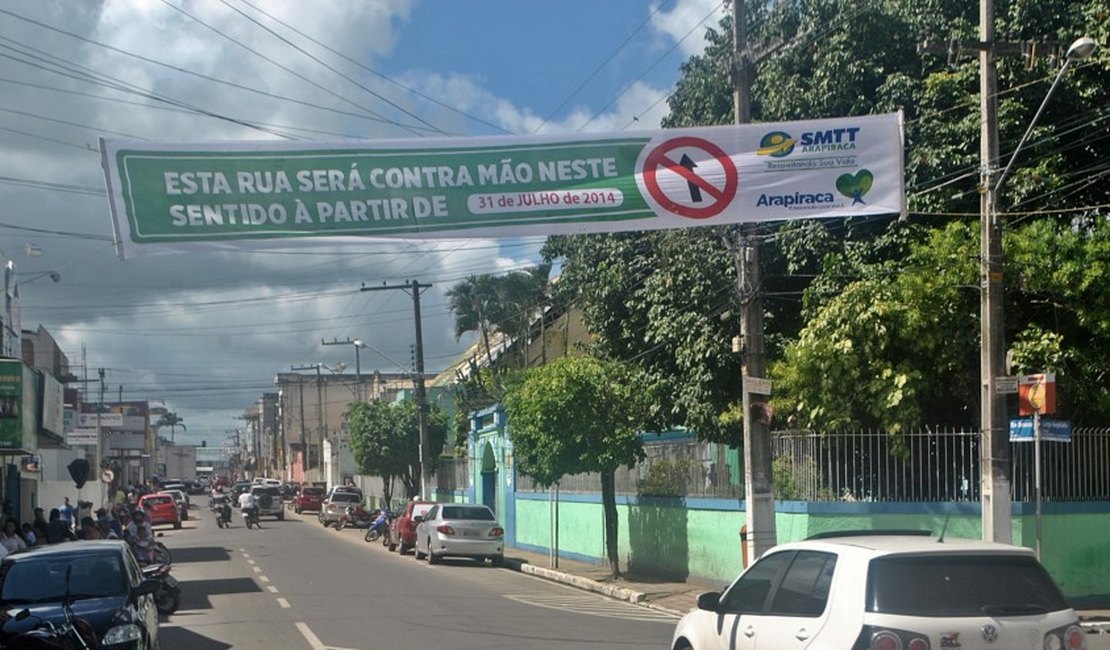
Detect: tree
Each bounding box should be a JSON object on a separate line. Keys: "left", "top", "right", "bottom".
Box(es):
{"left": 445, "top": 274, "right": 500, "bottom": 366}
{"left": 346, "top": 400, "right": 448, "bottom": 504}
{"left": 503, "top": 355, "right": 655, "bottom": 578}
{"left": 154, "top": 412, "right": 186, "bottom": 444}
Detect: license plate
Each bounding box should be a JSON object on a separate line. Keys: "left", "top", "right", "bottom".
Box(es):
{"left": 460, "top": 530, "right": 479, "bottom": 537}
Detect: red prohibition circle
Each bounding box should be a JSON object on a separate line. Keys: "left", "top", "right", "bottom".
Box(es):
{"left": 642, "top": 136, "right": 738, "bottom": 219}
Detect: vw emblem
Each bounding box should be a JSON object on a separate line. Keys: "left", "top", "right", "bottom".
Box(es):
{"left": 981, "top": 624, "right": 998, "bottom": 643}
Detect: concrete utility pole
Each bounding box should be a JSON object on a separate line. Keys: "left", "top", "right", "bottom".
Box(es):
{"left": 292, "top": 364, "right": 326, "bottom": 480}
{"left": 731, "top": 0, "right": 776, "bottom": 561}
{"left": 322, "top": 337, "right": 364, "bottom": 401}
{"left": 361, "top": 280, "right": 432, "bottom": 499}
{"left": 977, "top": 0, "right": 1011, "bottom": 546}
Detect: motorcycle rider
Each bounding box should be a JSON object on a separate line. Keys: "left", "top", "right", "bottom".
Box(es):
{"left": 238, "top": 487, "right": 259, "bottom": 527}
{"left": 368, "top": 509, "right": 388, "bottom": 537}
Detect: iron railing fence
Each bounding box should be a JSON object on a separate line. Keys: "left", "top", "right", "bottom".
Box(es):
{"left": 501, "top": 427, "right": 1110, "bottom": 502}
{"left": 435, "top": 457, "right": 469, "bottom": 492}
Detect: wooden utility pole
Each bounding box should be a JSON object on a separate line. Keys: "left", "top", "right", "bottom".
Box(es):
{"left": 731, "top": 0, "right": 776, "bottom": 561}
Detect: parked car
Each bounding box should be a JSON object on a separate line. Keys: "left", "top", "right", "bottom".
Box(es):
{"left": 671, "top": 531, "right": 1085, "bottom": 650}
{"left": 159, "top": 488, "right": 190, "bottom": 521}
{"left": 413, "top": 504, "right": 504, "bottom": 566}
{"left": 0, "top": 540, "right": 161, "bottom": 649}
{"left": 389, "top": 499, "right": 437, "bottom": 554}
{"left": 318, "top": 490, "right": 363, "bottom": 528}
{"left": 250, "top": 485, "right": 285, "bottom": 521}
{"left": 138, "top": 493, "right": 181, "bottom": 529}
{"left": 293, "top": 486, "right": 325, "bottom": 514}
{"left": 230, "top": 481, "right": 252, "bottom": 500}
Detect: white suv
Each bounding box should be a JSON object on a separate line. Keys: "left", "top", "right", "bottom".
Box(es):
{"left": 672, "top": 532, "right": 1085, "bottom": 650}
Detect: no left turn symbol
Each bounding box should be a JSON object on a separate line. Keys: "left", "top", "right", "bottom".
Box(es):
{"left": 642, "top": 136, "right": 738, "bottom": 219}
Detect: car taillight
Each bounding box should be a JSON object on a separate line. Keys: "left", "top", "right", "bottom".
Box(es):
{"left": 1045, "top": 623, "right": 1086, "bottom": 650}
{"left": 871, "top": 631, "right": 902, "bottom": 650}
{"left": 436, "top": 525, "right": 455, "bottom": 535}
{"left": 489, "top": 527, "right": 504, "bottom": 537}
{"left": 854, "top": 627, "right": 929, "bottom": 650}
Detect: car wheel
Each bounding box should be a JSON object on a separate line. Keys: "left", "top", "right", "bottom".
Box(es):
{"left": 387, "top": 540, "right": 397, "bottom": 552}
{"left": 399, "top": 542, "right": 410, "bottom": 555}
{"left": 294, "top": 506, "right": 301, "bottom": 514}
{"left": 321, "top": 518, "right": 329, "bottom": 527}
{"left": 490, "top": 555, "right": 503, "bottom": 567}
{"left": 278, "top": 511, "right": 284, "bottom": 521}
{"left": 173, "top": 521, "right": 181, "bottom": 530}
{"left": 427, "top": 542, "right": 440, "bottom": 565}
{"left": 335, "top": 518, "right": 346, "bottom": 531}
{"left": 414, "top": 543, "right": 425, "bottom": 560}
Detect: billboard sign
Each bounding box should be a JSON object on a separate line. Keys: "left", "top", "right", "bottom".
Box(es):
{"left": 0, "top": 360, "right": 23, "bottom": 449}
{"left": 1018, "top": 373, "right": 1056, "bottom": 416}
{"left": 41, "top": 373, "right": 64, "bottom": 435}
{"left": 101, "top": 113, "right": 905, "bottom": 256}
{"left": 78, "top": 413, "right": 124, "bottom": 428}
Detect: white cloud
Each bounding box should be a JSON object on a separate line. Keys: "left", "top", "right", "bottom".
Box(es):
{"left": 651, "top": 0, "right": 728, "bottom": 58}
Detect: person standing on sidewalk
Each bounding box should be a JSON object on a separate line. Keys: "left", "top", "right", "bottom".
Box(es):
{"left": 57, "top": 497, "right": 76, "bottom": 532}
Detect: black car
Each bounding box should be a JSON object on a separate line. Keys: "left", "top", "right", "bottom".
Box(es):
{"left": 0, "top": 540, "right": 161, "bottom": 649}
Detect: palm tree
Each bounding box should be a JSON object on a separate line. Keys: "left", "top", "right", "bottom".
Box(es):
{"left": 445, "top": 274, "right": 499, "bottom": 366}
{"left": 155, "top": 412, "right": 186, "bottom": 443}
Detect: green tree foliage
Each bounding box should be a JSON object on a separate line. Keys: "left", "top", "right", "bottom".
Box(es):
{"left": 346, "top": 400, "right": 448, "bottom": 503}
{"left": 154, "top": 412, "right": 186, "bottom": 443}
{"left": 503, "top": 355, "right": 655, "bottom": 578}
{"left": 546, "top": 0, "right": 1108, "bottom": 441}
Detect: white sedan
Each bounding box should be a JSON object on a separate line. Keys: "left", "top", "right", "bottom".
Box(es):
{"left": 413, "top": 504, "right": 504, "bottom": 566}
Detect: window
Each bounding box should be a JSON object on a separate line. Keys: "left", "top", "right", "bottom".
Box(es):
{"left": 719, "top": 551, "right": 793, "bottom": 614}
{"left": 867, "top": 554, "right": 1069, "bottom": 617}
{"left": 423, "top": 506, "right": 439, "bottom": 520}
{"left": 442, "top": 506, "right": 495, "bottom": 521}
{"left": 767, "top": 551, "right": 836, "bottom": 617}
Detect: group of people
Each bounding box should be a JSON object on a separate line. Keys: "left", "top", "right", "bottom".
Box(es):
{"left": 0, "top": 495, "right": 158, "bottom": 562}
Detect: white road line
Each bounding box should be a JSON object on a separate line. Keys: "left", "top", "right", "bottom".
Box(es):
{"left": 276, "top": 597, "right": 291, "bottom": 608}
{"left": 247, "top": 559, "right": 256, "bottom": 565}
{"left": 260, "top": 575, "right": 270, "bottom": 582}
{"left": 267, "top": 585, "right": 279, "bottom": 593}
{"left": 253, "top": 566, "right": 262, "bottom": 573}
{"left": 296, "top": 622, "right": 326, "bottom": 650}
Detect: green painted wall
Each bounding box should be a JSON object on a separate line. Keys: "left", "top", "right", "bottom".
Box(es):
{"left": 512, "top": 495, "right": 1110, "bottom": 601}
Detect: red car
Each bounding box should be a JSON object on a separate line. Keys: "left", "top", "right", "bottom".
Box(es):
{"left": 389, "top": 500, "right": 437, "bottom": 554}
{"left": 139, "top": 493, "right": 182, "bottom": 529}
{"left": 293, "top": 486, "right": 325, "bottom": 514}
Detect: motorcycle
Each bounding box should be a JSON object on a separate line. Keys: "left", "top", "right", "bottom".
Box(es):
{"left": 6, "top": 601, "right": 102, "bottom": 650}
{"left": 242, "top": 505, "right": 261, "bottom": 530}
{"left": 364, "top": 510, "right": 391, "bottom": 544}
{"left": 211, "top": 497, "right": 232, "bottom": 528}
{"left": 141, "top": 563, "right": 180, "bottom": 616}
{"left": 334, "top": 504, "right": 375, "bottom": 531}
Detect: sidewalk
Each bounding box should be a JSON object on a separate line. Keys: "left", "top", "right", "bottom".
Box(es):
{"left": 501, "top": 546, "right": 1110, "bottom": 631}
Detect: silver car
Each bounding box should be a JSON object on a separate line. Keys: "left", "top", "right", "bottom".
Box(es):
{"left": 413, "top": 504, "right": 503, "bottom": 566}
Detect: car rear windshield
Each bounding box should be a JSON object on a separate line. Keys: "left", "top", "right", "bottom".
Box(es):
{"left": 441, "top": 506, "right": 495, "bottom": 521}
{"left": 2, "top": 554, "right": 126, "bottom": 602}
{"left": 302, "top": 488, "right": 324, "bottom": 496}
{"left": 867, "top": 554, "right": 1069, "bottom": 617}
{"left": 145, "top": 496, "right": 172, "bottom": 505}
{"left": 331, "top": 493, "right": 361, "bottom": 503}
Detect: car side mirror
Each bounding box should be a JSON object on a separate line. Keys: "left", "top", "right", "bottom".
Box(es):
{"left": 696, "top": 591, "right": 722, "bottom": 612}
{"left": 413, "top": 516, "right": 424, "bottom": 524}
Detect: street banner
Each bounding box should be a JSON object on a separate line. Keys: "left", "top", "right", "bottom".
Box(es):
{"left": 100, "top": 113, "right": 905, "bottom": 257}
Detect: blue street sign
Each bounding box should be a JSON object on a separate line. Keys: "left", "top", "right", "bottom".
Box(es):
{"left": 1009, "top": 418, "right": 1072, "bottom": 442}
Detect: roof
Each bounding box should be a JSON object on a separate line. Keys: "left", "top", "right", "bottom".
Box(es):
{"left": 783, "top": 533, "right": 1035, "bottom": 557}
{"left": 3, "top": 540, "right": 128, "bottom": 560}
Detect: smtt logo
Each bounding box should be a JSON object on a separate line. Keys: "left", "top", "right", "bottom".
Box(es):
{"left": 756, "top": 131, "right": 796, "bottom": 158}
{"left": 836, "top": 169, "right": 874, "bottom": 205}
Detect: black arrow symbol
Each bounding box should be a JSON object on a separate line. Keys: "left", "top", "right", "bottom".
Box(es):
{"left": 679, "top": 154, "right": 702, "bottom": 202}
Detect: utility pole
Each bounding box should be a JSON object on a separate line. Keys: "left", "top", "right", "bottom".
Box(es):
{"left": 362, "top": 280, "right": 432, "bottom": 499}
{"left": 731, "top": 0, "right": 776, "bottom": 561}
{"left": 322, "top": 337, "right": 363, "bottom": 401}
{"left": 292, "top": 364, "right": 326, "bottom": 481}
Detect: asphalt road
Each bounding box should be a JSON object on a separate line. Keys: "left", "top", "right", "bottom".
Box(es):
{"left": 157, "top": 504, "right": 677, "bottom": 650}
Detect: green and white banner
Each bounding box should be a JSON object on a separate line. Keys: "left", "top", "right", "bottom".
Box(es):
{"left": 101, "top": 112, "right": 904, "bottom": 257}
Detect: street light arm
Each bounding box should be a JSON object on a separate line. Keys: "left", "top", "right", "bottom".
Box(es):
{"left": 992, "top": 58, "right": 1074, "bottom": 196}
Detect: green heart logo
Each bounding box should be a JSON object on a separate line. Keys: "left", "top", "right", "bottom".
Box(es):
{"left": 836, "top": 169, "right": 874, "bottom": 205}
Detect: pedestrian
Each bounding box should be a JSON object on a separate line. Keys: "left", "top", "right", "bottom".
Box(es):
{"left": 79, "top": 517, "right": 102, "bottom": 540}
{"left": 57, "top": 497, "right": 76, "bottom": 531}
{"left": 31, "top": 507, "right": 47, "bottom": 543}
{"left": 45, "top": 508, "right": 75, "bottom": 544}
{"left": 1, "top": 518, "right": 26, "bottom": 553}
{"left": 19, "top": 522, "right": 36, "bottom": 546}
{"left": 127, "top": 509, "right": 152, "bottom": 539}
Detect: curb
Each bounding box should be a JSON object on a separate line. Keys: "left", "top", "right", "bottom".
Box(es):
{"left": 504, "top": 558, "right": 645, "bottom": 604}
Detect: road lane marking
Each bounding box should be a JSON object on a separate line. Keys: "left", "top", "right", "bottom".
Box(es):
{"left": 267, "top": 585, "right": 279, "bottom": 593}
{"left": 505, "top": 593, "right": 679, "bottom": 622}
{"left": 253, "top": 566, "right": 262, "bottom": 573}
{"left": 247, "top": 559, "right": 256, "bottom": 565}
{"left": 276, "top": 597, "right": 291, "bottom": 608}
{"left": 260, "top": 575, "right": 270, "bottom": 582}
{"left": 296, "top": 622, "right": 359, "bottom": 650}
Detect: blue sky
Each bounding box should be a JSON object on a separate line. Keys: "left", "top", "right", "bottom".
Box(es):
{"left": 0, "top": 0, "right": 726, "bottom": 447}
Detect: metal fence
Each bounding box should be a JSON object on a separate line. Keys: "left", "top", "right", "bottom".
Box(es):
{"left": 772, "top": 427, "right": 1110, "bottom": 502}
{"left": 499, "top": 427, "right": 1110, "bottom": 502}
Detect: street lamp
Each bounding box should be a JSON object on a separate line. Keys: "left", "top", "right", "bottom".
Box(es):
{"left": 980, "top": 35, "right": 1096, "bottom": 543}
{"left": 353, "top": 339, "right": 364, "bottom": 402}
